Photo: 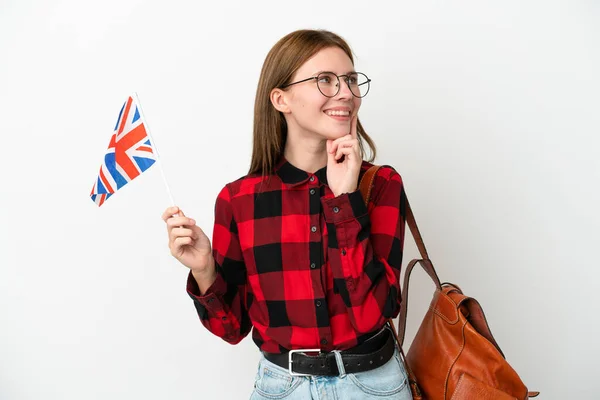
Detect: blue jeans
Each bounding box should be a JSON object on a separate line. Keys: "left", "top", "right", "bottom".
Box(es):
{"left": 249, "top": 348, "right": 413, "bottom": 400}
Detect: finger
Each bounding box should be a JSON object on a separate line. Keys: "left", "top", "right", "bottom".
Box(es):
{"left": 350, "top": 115, "right": 358, "bottom": 139}
{"left": 335, "top": 146, "right": 355, "bottom": 161}
{"left": 334, "top": 140, "right": 358, "bottom": 155}
{"left": 334, "top": 140, "right": 359, "bottom": 157}
{"left": 338, "top": 139, "right": 358, "bottom": 148}
{"left": 161, "top": 206, "right": 180, "bottom": 222}
{"left": 331, "top": 135, "right": 353, "bottom": 145}
{"left": 166, "top": 216, "right": 196, "bottom": 228}
{"left": 171, "top": 236, "right": 195, "bottom": 254}
{"left": 329, "top": 135, "right": 353, "bottom": 155}
{"left": 170, "top": 227, "right": 197, "bottom": 241}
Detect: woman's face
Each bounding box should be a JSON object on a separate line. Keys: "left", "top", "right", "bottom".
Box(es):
{"left": 282, "top": 46, "right": 362, "bottom": 141}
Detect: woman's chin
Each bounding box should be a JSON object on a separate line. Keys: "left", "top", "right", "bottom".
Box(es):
{"left": 323, "top": 126, "right": 351, "bottom": 139}
{"left": 319, "top": 132, "right": 347, "bottom": 141}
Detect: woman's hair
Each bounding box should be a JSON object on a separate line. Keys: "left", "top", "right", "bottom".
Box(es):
{"left": 248, "top": 29, "right": 377, "bottom": 178}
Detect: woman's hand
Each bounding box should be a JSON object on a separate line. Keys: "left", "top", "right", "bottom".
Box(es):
{"left": 161, "top": 206, "right": 213, "bottom": 274}
{"left": 326, "top": 115, "right": 362, "bottom": 197}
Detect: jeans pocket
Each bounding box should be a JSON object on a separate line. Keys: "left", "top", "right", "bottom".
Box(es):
{"left": 253, "top": 361, "right": 302, "bottom": 399}
{"left": 348, "top": 351, "right": 408, "bottom": 397}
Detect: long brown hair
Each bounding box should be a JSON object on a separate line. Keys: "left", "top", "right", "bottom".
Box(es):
{"left": 248, "top": 29, "right": 377, "bottom": 179}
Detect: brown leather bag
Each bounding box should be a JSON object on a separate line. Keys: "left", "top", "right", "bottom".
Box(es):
{"left": 359, "top": 165, "right": 539, "bottom": 400}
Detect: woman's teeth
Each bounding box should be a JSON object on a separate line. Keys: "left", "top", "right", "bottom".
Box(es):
{"left": 325, "top": 110, "right": 350, "bottom": 116}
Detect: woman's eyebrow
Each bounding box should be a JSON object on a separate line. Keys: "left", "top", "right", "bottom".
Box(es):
{"left": 312, "top": 70, "right": 357, "bottom": 75}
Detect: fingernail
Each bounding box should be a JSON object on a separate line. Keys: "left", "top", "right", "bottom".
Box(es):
{"left": 190, "top": 219, "right": 196, "bottom": 225}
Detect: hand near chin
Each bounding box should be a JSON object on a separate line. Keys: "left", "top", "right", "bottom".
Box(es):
{"left": 326, "top": 115, "right": 362, "bottom": 197}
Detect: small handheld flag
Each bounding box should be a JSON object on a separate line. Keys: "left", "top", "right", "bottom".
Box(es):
{"left": 90, "top": 95, "right": 156, "bottom": 206}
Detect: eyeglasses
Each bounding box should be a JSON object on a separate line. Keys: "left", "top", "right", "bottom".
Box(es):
{"left": 280, "top": 71, "right": 371, "bottom": 98}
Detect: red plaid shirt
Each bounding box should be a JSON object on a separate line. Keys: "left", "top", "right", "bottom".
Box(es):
{"left": 186, "top": 156, "right": 407, "bottom": 353}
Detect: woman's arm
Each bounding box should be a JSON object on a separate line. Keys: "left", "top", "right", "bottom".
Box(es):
{"left": 186, "top": 184, "right": 252, "bottom": 344}
{"left": 321, "top": 166, "right": 406, "bottom": 334}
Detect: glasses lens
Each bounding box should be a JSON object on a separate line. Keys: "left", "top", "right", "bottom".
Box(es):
{"left": 316, "top": 72, "right": 339, "bottom": 97}
{"left": 348, "top": 72, "right": 370, "bottom": 98}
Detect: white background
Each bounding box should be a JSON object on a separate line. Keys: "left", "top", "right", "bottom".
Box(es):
{"left": 1, "top": 1, "right": 598, "bottom": 399}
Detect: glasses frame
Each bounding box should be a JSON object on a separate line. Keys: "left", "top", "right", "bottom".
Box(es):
{"left": 280, "top": 71, "right": 371, "bottom": 98}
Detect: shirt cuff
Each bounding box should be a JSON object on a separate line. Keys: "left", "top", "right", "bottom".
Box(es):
{"left": 321, "top": 190, "right": 368, "bottom": 224}
{"left": 186, "top": 270, "right": 227, "bottom": 312}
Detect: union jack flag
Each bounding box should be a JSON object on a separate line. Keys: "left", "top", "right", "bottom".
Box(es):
{"left": 90, "top": 95, "right": 156, "bottom": 206}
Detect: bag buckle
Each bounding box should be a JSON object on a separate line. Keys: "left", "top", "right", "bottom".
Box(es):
{"left": 288, "top": 348, "right": 321, "bottom": 376}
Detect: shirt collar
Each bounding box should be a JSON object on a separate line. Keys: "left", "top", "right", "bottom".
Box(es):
{"left": 275, "top": 156, "right": 328, "bottom": 187}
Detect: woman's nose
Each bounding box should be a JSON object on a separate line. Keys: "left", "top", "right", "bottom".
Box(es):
{"left": 335, "top": 79, "right": 353, "bottom": 99}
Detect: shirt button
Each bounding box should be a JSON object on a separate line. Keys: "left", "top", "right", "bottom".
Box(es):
{"left": 333, "top": 206, "right": 340, "bottom": 213}
{"left": 221, "top": 316, "right": 227, "bottom": 321}
{"left": 207, "top": 298, "right": 214, "bottom": 304}
{"left": 310, "top": 189, "right": 316, "bottom": 195}
{"left": 341, "top": 249, "right": 347, "bottom": 255}
{"left": 309, "top": 176, "right": 315, "bottom": 182}
{"left": 311, "top": 226, "right": 317, "bottom": 233}
{"left": 316, "top": 300, "right": 322, "bottom": 307}
{"left": 310, "top": 263, "right": 316, "bottom": 269}
{"left": 321, "top": 338, "right": 328, "bottom": 345}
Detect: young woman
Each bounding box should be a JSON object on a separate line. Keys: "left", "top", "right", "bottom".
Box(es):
{"left": 162, "top": 29, "right": 411, "bottom": 400}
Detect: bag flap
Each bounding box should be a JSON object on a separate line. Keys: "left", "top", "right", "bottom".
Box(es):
{"left": 451, "top": 373, "right": 518, "bottom": 400}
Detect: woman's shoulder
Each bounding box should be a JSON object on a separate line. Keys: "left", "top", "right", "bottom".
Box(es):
{"left": 215, "top": 170, "right": 271, "bottom": 200}
{"left": 359, "top": 160, "right": 402, "bottom": 182}
{"left": 359, "top": 160, "right": 404, "bottom": 205}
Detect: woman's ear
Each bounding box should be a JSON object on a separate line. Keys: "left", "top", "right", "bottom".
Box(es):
{"left": 270, "top": 88, "right": 291, "bottom": 114}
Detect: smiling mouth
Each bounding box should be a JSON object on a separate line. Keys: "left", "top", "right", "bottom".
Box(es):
{"left": 324, "top": 110, "right": 351, "bottom": 117}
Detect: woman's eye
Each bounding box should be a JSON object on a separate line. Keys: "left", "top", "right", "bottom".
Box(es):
{"left": 347, "top": 76, "right": 358, "bottom": 85}
{"left": 318, "top": 76, "right": 331, "bottom": 84}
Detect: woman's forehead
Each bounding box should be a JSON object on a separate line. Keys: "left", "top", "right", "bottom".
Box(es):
{"left": 297, "top": 47, "right": 354, "bottom": 75}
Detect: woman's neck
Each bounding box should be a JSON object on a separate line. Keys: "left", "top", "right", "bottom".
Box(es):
{"left": 283, "top": 131, "right": 328, "bottom": 174}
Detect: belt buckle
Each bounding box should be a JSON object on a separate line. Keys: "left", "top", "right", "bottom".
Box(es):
{"left": 288, "top": 348, "right": 321, "bottom": 377}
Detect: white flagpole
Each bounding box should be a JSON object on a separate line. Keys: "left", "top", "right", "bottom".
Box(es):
{"left": 132, "top": 92, "right": 177, "bottom": 207}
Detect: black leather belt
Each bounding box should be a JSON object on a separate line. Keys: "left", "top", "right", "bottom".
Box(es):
{"left": 262, "top": 326, "right": 395, "bottom": 376}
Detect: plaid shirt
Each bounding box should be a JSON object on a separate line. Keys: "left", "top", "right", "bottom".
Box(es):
{"left": 186, "top": 156, "right": 407, "bottom": 353}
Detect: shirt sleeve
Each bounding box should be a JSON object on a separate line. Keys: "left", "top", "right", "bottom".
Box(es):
{"left": 186, "top": 184, "right": 251, "bottom": 344}
{"left": 320, "top": 166, "right": 406, "bottom": 334}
